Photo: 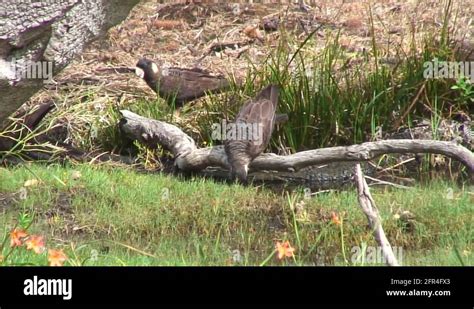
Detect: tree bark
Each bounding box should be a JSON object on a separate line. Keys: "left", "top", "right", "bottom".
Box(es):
{"left": 0, "top": 0, "right": 140, "bottom": 125}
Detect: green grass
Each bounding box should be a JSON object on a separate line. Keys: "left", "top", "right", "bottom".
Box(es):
{"left": 1, "top": 164, "right": 472, "bottom": 266}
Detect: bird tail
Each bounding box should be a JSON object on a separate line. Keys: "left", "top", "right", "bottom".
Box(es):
{"left": 255, "top": 84, "right": 279, "bottom": 107}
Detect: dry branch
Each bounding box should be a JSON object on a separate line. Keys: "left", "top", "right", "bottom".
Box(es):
{"left": 119, "top": 110, "right": 474, "bottom": 178}
{"left": 354, "top": 164, "right": 399, "bottom": 266}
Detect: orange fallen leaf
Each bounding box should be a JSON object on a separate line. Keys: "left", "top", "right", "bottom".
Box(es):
{"left": 48, "top": 249, "right": 68, "bottom": 266}
{"left": 25, "top": 235, "right": 45, "bottom": 254}
{"left": 275, "top": 241, "right": 295, "bottom": 260}
{"left": 153, "top": 19, "right": 185, "bottom": 30}
{"left": 331, "top": 212, "right": 341, "bottom": 226}
{"left": 10, "top": 228, "right": 28, "bottom": 247}
{"left": 243, "top": 25, "right": 264, "bottom": 42}
{"left": 342, "top": 17, "right": 363, "bottom": 29}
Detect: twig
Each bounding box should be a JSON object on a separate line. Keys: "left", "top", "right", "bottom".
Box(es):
{"left": 378, "top": 157, "right": 416, "bottom": 174}
{"left": 310, "top": 189, "right": 336, "bottom": 195}
{"left": 393, "top": 82, "right": 426, "bottom": 129}
{"left": 95, "top": 66, "right": 135, "bottom": 74}
{"left": 354, "top": 163, "right": 399, "bottom": 266}
{"left": 364, "top": 175, "right": 411, "bottom": 189}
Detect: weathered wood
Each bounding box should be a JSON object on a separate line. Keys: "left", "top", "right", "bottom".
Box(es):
{"left": 118, "top": 110, "right": 198, "bottom": 160}
{"left": 119, "top": 110, "right": 474, "bottom": 177}
{"left": 251, "top": 140, "right": 474, "bottom": 173}
{"left": 354, "top": 164, "right": 399, "bottom": 266}
{"left": 0, "top": 0, "right": 140, "bottom": 124}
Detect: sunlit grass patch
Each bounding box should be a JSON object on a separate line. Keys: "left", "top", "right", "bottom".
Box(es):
{"left": 1, "top": 164, "right": 472, "bottom": 266}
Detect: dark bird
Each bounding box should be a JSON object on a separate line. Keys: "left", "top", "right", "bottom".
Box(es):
{"left": 224, "top": 84, "right": 280, "bottom": 183}
{"left": 136, "top": 58, "right": 231, "bottom": 106}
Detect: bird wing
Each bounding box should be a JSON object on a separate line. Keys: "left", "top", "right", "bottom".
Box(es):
{"left": 165, "top": 67, "right": 231, "bottom": 87}
{"left": 234, "top": 85, "right": 279, "bottom": 158}
{"left": 161, "top": 68, "right": 230, "bottom": 102}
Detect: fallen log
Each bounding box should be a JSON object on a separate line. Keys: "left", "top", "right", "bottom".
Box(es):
{"left": 118, "top": 110, "right": 474, "bottom": 180}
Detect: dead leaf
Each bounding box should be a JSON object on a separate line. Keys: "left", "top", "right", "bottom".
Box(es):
{"left": 71, "top": 171, "right": 82, "bottom": 180}
{"left": 342, "top": 17, "right": 363, "bottom": 30}
{"left": 153, "top": 19, "right": 186, "bottom": 30}
{"left": 243, "top": 25, "right": 264, "bottom": 42}
{"left": 24, "top": 179, "right": 39, "bottom": 187}
{"left": 17, "top": 187, "right": 27, "bottom": 200}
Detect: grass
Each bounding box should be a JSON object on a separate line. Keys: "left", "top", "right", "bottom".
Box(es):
{"left": 1, "top": 164, "right": 472, "bottom": 266}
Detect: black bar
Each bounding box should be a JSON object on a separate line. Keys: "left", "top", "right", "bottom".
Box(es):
{"left": 0, "top": 267, "right": 472, "bottom": 306}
